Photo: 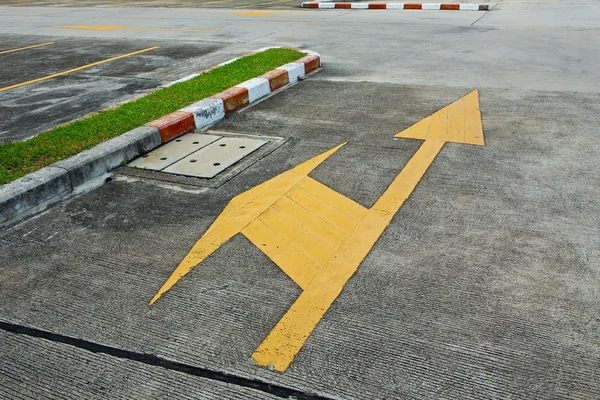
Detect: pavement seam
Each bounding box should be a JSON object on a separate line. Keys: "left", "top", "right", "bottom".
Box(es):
{"left": 0, "top": 47, "right": 321, "bottom": 227}
{"left": 470, "top": 0, "right": 502, "bottom": 26}
{"left": 0, "top": 320, "right": 335, "bottom": 400}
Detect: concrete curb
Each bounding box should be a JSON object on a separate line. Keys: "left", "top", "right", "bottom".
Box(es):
{"left": 302, "top": 2, "right": 489, "bottom": 10}
{"left": 0, "top": 48, "right": 321, "bottom": 226}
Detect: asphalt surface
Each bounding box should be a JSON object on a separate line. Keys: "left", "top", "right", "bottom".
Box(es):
{"left": 1, "top": 0, "right": 600, "bottom": 399}
{"left": 0, "top": 35, "right": 222, "bottom": 143}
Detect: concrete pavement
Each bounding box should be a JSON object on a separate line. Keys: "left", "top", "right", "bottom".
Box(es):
{"left": 1, "top": 0, "right": 600, "bottom": 399}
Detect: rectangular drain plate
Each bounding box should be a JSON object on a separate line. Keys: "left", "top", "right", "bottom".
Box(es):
{"left": 163, "top": 137, "right": 268, "bottom": 178}
{"left": 128, "top": 133, "right": 221, "bottom": 171}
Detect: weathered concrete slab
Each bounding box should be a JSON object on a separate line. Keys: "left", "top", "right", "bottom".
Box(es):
{"left": 0, "top": 330, "right": 280, "bottom": 399}
{"left": 0, "top": 81, "right": 598, "bottom": 399}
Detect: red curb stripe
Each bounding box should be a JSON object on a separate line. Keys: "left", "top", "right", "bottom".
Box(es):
{"left": 147, "top": 111, "right": 196, "bottom": 143}
{"left": 300, "top": 55, "right": 320, "bottom": 74}
{"left": 260, "top": 69, "right": 290, "bottom": 92}
{"left": 335, "top": 3, "right": 351, "bottom": 8}
{"left": 404, "top": 3, "right": 422, "bottom": 9}
{"left": 210, "top": 86, "right": 249, "bottom": 114}
{"left": 368, "top": 2, "right": 386, "bottom": 9}
{"left": 441, "top": 3, "right": 460, "bottom": 10}
{"left": 304, "top": 2, "right": 318, "bottom": 7}
{"left": 479, "top": 4, "right": 489, "bottom": 10}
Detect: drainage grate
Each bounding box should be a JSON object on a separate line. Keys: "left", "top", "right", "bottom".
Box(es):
{"left": 129, "top": 133, "right": 221, "bottom": 170}
{"left": 163, "top": 137, "right": 267, "bottom": 178}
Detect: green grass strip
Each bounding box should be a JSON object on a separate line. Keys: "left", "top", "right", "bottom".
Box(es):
{"left": 0, "top": 48, "right": 305, "bottom": 185}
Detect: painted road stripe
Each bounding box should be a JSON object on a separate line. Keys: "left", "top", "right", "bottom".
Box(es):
{"left": 55, "top": 25, "right": 217, "bottom": 33}
{"left": 243, "top": 218, "right": 319, "bottom": 290}
{"left": 233, "top": 0, "right": 292, "bottom": 8}
{"left": 150, "top": 90, "right": 485, "bottom": 372}
{"left": 302, "top": 2, "right": 489, "bottom": 9}
{"left": 0, "top": 46, "right": 159, "bottom": 93}
{"left": 0, "top": 41, "right": 55, "bottom": 55}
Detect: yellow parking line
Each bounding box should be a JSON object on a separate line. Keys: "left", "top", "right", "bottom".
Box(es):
{"left": 0, "top": 46, "right": 159, "bottom": 93}
{"left": 56, "top": 25, "right": 217, "bottom": 32}
{"left": 234, "top": 0, "right": 292, "bottom": 9}
{"left": 167, "top": 0, "right": 232, "bottom": 7}
{"left": 0, "top": 42, "right": 55, "bottom": 55}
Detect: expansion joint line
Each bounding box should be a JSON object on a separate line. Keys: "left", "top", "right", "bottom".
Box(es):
{"left": 0, "top": 320, "right": 334, "bottom": 400}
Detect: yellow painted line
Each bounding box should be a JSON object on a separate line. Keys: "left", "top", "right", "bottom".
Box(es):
{"left": 150, "top": 90, "right": 485, "bottom": 372}
{"left": 396, "top": 89, "right": 483, "bottom": 145}
{"left": 273, "top": 195, "right": 347, "bottom": 250}
{"left": 397, "top": 115, "right": 429, "bottom": 140}
{"left": 233, "top": 10, "right": 300, "bottom": 15}
{"left": 296, "top": 176, "right": 367, "bottom": 221}
{"left": 427, "top": 107, "right": 447, "bottom": 142}
{"left": 234, "top": 0, "right": 292, "bottom": 9}
{"left": 0, "top": 46, "right": 159, "bottom": 93}
{"left": 149, "top": 143, "right": 346, "bottom": 305}
{"left": 233, "top": 10, "right": 274, "bottom": 16}
{"left": 463, "top": 90, "right": 485, "bottom": 145}
{"left": 253, "top": 138, "right": 446, "bottom": 372}
{"left": 372, "top": 140, "right": 445, "bottom": 215}
{"left": 55, "top": 25, "right": 217, "bottom": 33}
{"left": 258, "top": 207, "right": 332, "bottom": 268}
{"left": 0, "top": 42, "right": 55, "bottom": 55}
{"left": 168, "top": 0, "right": 232, "bottom": 7}
{"left": 243, "top": 219, "right": 319, "bottom": 290}
{"left": 446, "top": 96, "right": 465, "bottom": 143}
{"left": 287, "top": 185, "right": 357, "bottom": 235}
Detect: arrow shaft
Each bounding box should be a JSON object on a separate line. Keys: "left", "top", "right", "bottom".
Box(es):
{"left": 372, "top": 139, "right": 445, "bottom": 215}
{"left": 252, "top": 139, "right": 446, "bottom": 371}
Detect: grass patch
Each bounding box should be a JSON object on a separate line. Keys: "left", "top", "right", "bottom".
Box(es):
{"left": 0, "top": 48, "right": 305, "bottom": 185}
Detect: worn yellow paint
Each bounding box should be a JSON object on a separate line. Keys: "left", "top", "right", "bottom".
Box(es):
{"left": 243, "top": 219, "right": 319, "bottom": 289}
{"left": 150, "top": 90, "right": 484, "bottom": 371}
{"left": 149, "top": 143, "right": 346, "bottom": 305}
{"left": 257, "top": 207, "right": 332, "bottom": 268}
{"left": 0, "top": 42, "right": 54, "bottom": 55}
{"left": 0, "top": 46, "right": 159, "bottom": 93}
{"left": 232, "top": 10, "right": 273, "bottom": 16}
{"left": 167, "top": 0, "right": 232, "bottom": 6}
{"left": 463, "top": 90, "right": 485, "bottom": 145}
{"left": 395, "top": 89, "right": 484, "bottom": 146}
{"left": 55, "top": 25, "right": 217, "bottom": 33}
{"left": 234, "top": 0, "right": 292, "bottom": 9}
{"left": 296, "top": 176, "right": 367, "bottom": 221}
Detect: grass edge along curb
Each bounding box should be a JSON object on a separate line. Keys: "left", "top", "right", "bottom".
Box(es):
{"left": 0, "top": 47, "right": 305, "bottom": 185}
{"left": 0, "top": 47, "right": 321, "bottom": 225}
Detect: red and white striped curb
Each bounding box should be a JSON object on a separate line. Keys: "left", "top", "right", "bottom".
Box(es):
{"left": 301, "top": 2, "right": 489, "bottom": 10}
{"left": 0, "top": 48, "right": 321, "bottom": 225}
{"left": 150, "top": 48, "right": 320, "bottom": 143}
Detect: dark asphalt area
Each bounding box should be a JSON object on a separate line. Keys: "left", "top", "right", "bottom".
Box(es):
{"left": 0, "top": 78, "right": 599, "bottom": 399}
{"left": 0, "top": 33, "right": 222, "bottom": 143}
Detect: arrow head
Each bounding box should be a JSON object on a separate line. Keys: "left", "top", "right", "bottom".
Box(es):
{"left": 395, "top": 90, "right": 484, "bottom": 146}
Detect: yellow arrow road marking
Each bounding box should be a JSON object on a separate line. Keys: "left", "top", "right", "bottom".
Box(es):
{"left": 55, "top": 25, "right": 217, "bottom": 33}
{"left": 0, "top": 46, "right": 159, "bottom": 93}
{"left": 150, "top": 90, "right": 484, "bottom": 372}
